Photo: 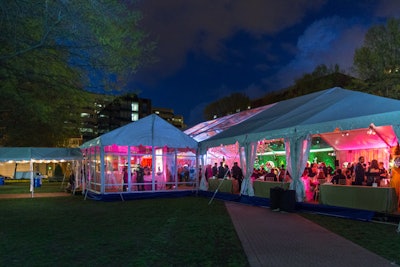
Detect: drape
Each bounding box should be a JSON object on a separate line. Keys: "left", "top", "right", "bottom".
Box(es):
{"left": 336, "top": 149, "right": 390, "bottom": 169}
{"left": 284, "top": 134, "right": 311, "bottom": 202}
{"left": 240, "top": 141, "right": 257, "bottom": 196}
{"left": 199, "top": 154, "right": 208, "bottom": 190}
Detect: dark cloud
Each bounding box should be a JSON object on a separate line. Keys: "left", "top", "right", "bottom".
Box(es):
{"left": 130, "top": 0, "right": 400, "bottom": 126}
{"left": 268, "top": 16, "right": 368, "bottom": 89}
{"left": 375, "top": 0, "right": 400, "bottom": 17}
{"left": 137, "top": 0, "right": 326, "bottom": 84}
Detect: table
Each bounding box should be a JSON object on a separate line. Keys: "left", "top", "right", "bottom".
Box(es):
{"left": 320, "top": 184, "right": 398, "bottom": 213}
{"left": 253, "top": 181, "right": 290, "bottom": 198}
{"left": 208, "top": 179, "right": 234, "bottom": 193}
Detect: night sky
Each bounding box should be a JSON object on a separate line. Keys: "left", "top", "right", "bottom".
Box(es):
{"left": 118, "top": 0, "right": 400, "bottom": 127}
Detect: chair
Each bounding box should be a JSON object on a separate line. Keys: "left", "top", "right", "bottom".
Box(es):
{"left": 265, "top": 176, "right": 275, "bottom": 182}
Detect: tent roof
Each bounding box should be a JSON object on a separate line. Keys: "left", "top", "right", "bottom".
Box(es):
{"left": 81, "top": 114, "right": 198, "bottom": 149}
{"left": 0, "top": 147, "right": 83, "bottom": 162}
{"left": 184, "top": 104, "right": 275, "bottom": 142}
{"left": 200, "top": 87, "right": 400, "bottom": 150}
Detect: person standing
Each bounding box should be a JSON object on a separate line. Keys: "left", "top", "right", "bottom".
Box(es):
{"left": 378, "top": 161, "right": 388, "bottom": 186}
{"left": 224, "top": 164, "right": 231, "bottom": 178}
{"left": 217, "top": 162, "right": 225, "bottom": 178}
{"left": 136, "top": 165, "right": 145, "bottom": 191}
{"left": 354, "top": 156, "right": 366, "bottom": 185}
{"left": 366, "top": 159, "right": 380, "bottom": 186}
{"left": 212, "top": 163, "right": 218, "bottom": 177}
{"left": 123, "top": 166, "right": 128, "bottom": 191}
{"left": 231, "top": 162, "right": 244, "bottom": 191}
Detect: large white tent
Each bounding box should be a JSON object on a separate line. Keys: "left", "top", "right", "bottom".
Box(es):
{"left": 199, "top": 87, "right": 400, "bottom": 201}
{"left": 80, "top": 114, "right": 198, "bottom": 196}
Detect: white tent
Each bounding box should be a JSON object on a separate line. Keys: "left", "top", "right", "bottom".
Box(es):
{"left": 82, "top": 114, "right": 198, "bottom": 149}
{"left": 0, "top": 147, "right": 83, "bottom": 197}
{"left": 0, "top": 147, "right": 83, "bottom": 162}
{"left": 80, "top": 114, "right": 198, "bottom": 196}
{"left": 199, "top": 87, "right": 400, "bottom": 201}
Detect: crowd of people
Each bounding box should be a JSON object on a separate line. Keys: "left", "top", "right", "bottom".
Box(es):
{"left": 204, "top": 161, "right": 244, "bottom": 191}
{"left": 301, "top": 156, "right": 391, "bottom": 202}
{"left": 250, "top": 164, "right": 292, "bottom": 183}
{"left": 119, "top": 155, "right": 398, "bottom": 203}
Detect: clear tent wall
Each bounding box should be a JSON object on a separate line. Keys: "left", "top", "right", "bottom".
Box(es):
{"left": 81, "top": 144, "right": 198, "bottom": 194}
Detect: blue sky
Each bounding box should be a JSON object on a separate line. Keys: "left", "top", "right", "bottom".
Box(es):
{"left": 121, "top": 0, "right": 400, "bottom": 127}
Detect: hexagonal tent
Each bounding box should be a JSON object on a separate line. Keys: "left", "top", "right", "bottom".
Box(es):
{"left": 80, "top": 114, "right": 198, "bottom": 199}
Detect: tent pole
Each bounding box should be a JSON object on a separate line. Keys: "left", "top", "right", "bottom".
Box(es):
{"left": 30, "top": 160, "right": 34, "bottom": 198}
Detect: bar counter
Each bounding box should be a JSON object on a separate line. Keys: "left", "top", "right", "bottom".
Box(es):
{"left": 208, "top": 179, "right": 239, "bottom": 194}
{"left": 253, "top": 180, "right": 290, "bottom": 198}
{"left": 320, "top": 184, "right": 398, "bottom": 213}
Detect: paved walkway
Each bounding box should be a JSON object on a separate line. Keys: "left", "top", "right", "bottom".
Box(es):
{"left": 225, "top": 201, "right": 398, "bottom": 267}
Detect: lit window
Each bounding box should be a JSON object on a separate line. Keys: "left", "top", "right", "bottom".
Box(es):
{"left": 131, "top": 102, "right": 139, "bottom": 112}
{"left": 131, "top": 113, "right": 139, "bottom": 121}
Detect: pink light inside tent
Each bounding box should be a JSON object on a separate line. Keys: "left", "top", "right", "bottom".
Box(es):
{"left": 319, "top": 125, "right": 398, "bottom": 151}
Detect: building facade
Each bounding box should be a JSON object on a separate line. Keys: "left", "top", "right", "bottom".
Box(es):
{"left": 152, "top": 107, "right": 186, "bottom": 129}
{"left": 76, "top": 93, "right": 185, "bottom": 144}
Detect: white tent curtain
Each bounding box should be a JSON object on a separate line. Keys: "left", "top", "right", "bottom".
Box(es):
{"left": 284, "top": 134, "right": 312, "bottom": 202}
{"left": 240, "top": 141, "right": 257, "bottom": 196}
{"left": 199, "top": 154, "right": 208, "bottom": 190}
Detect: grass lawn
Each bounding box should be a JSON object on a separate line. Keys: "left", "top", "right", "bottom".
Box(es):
{"left": 0, "top": 181, "right": 65, "bottom": 194}
{"left": 300, "top": 212, "right": 400, "bottom": 264}
{"left": 0, "top": 196, "right": 249, "bottom": 267}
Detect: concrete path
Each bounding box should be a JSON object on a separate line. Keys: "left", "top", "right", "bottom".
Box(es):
{"left": 225, "top": 201, "right": 398, "bottom": 267}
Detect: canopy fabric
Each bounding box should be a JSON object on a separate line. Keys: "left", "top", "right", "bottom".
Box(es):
{"left": 185, "top": 104, "right": 275, "bottom": 142}
{"left": 81, "top": 114, "right": 198, "bottom": 149}
{"left": 0, "top": 147, "right": 83, "bottom": 162}
{"left": 200, "top": 87, "right": 400, "bottom": 151}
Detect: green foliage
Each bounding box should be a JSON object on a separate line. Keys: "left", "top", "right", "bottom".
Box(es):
{"left": 353, "top": 18, "right": 400, "bottom": 98}
{"left": 251, "top": 65, "right": 356, "bottom": 108}
{"left": 0, "top": 1, "right": 155, "bottom": 146}
{"left": 203, "top": 92, "right": 250, "bottom": 120}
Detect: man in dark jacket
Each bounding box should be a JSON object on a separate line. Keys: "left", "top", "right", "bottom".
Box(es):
{"left": 231, "top": 162, "right": 244, "bottom": 190}
{"left": 217, "top": 162, "right": 225, "bottom": 178}
{"left": 354, "top": 156, "right": 366, "bottom": 185}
